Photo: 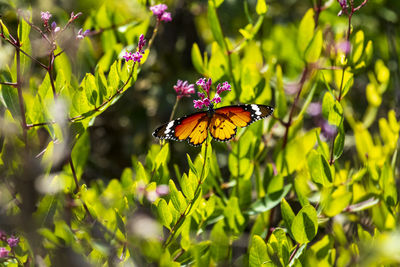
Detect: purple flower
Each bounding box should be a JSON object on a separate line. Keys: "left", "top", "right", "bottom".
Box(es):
{"left": 337, "top": 40, "right": 351, "bottom": 54}
{"left": 123, "top": 51, "right": 133, "bottom": 61}
{"left": 321, "top": 121, "right": 337, "bottom": 139}
{"left": 51, "top": 22, "right": 60, "bottom": 33}
{"left": 41, "top": 11, "right": 52, "bottom": 25}
{"left": 0, "top": 247, "right": 9, "bottom": 258}
{"left": 132, "top": 51, "right": 143, "bottom": 63}
{"left": 196, "top": 78, "right": 211, "bottom": 95}
{"left": 212, "top": 94, "right": 221, "bottom": 104}
{"left": 307, "top": 102, "right": 322, "bottom": 117}
{"left": 138, "top": 34, "right": 146, "bottom": 54}
{"left": 202, "top": 98, "right": 211, "bottom": 107}
{"left": 174, "top": 80, "right": 195, "bottom": 98}
{"left": 193, "top": 78, "right": 232, "bottom": 109}
{"left": 150, "top": 4, "right": 168, "bottom": 17}
{"left": 76, "top": 28, "right": 90, "bottom": 40}
{"left": 337, "top": 0, "right": 347, "bottom": 9}
{"left": 7, "top": 236, "right": 19, "bottom": 248}
{"left": 160, "top": 12, "right": 172, "bottom": 22}
{"left": 216, "top": 82, "right": 231, "bottom": 94}
{"left": 194, "top": 99, "right": 206, "bottom": 109}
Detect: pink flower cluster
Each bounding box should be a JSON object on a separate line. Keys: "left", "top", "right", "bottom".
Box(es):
{"left": 123, "top": 34, "right": 147, "bottom": 63}
{"left": 137, "top": 183, "right": 169, "bottom": 202}
{"left": 193, "top": 78, "right": 231, "bottom": 109}
{"left": 0, "top": 231, "right": 19, "bottom": 259}
{"left": 40, "top": 11, "right": 89, "bottom": 39}
{"left": 150, "top": 4, "right": 172, "bottom": 22}
{"left": 174, "top": 80, "right": 195, "bottom": 99}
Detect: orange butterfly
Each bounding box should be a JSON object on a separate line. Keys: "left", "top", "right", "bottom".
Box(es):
{"left": 153, "top": 104, "right": 274, "bottom": 146}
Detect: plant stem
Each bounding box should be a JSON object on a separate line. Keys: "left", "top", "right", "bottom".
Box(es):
{"left": 163, "top": 138, "right": 210, "bottom": 248}
{"left": 169, "top": 97, "right": 181, "bottom": 121}
{"left": 15, "top": 17, "right": 28, "bottom": 148}
{"left": 329, "top": 1, "right": 368, "bottom": 164}
{"left": 282, "top": 66, "right": 309, "bottom": 149}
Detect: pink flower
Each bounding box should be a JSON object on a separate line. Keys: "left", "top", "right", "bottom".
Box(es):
{"left": 196, "top": 78, "right": 211, "bottom": 95}
{"left": 7, "top": 236, "right": 19, "bottom": 248}
{"left": 216, "top": 82, "right": 231, "bottom": 94}
{"left": 138, "top": 34, "right": 146, "bottom": 54}
{"left": 41, "top": 11, "right": 52, "bottom": 25}
{"left": 150, "top": 4, "right": 172, "bottom": 22}
{"left": 0, "top": 247, "right": 9, "bottom": 258}
{"left": 70, "top": 11, "right": 82, "bottom": 21}
{"left": 150, "top": 4, "right": 168, "bottom": 17}
{"left": 76, "top": 28, "right": 90, "bottom": 40}
{"left": 123, "top": 51, "right": 133, "bottom": 61}
{"left": 51, "top": 22, "right": 60, "bottom": 33}
{"left": 194, "top": 99, "right": 205, "bottom": 109}
{"left": 160, "top": 12, "right": 172, "bottom": 22}
{"left": 132, "top": 51, "right": 143, "bottom": 63}
{"left": 202, "top": 98, "right": 211, "bottom": 107}
{"left": 174, "top": 80, "right": 195, "bottom": 98}
{"left": 156, "top": 185, "right": 169, "bottom": 196}
{"left": 212, "top": 94, "right": 221, "bottom": 104}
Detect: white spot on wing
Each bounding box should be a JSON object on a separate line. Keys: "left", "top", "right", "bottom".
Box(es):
{"left": 251, "top": 104, "right": 262, "bottom": 115}
{"left": 164, "top": 120, "right": 175, "bottom": 134}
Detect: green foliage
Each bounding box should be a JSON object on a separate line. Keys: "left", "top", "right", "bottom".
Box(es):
{"left": 0, "top": 0, "right": 399, "bottom": 266}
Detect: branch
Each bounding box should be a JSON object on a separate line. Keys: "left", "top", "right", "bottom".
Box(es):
{"left": 69, "top": 62, "right": 137, "bottom": 122}
{"left": 282, "top": 66, "right": 309, "bottom": 148}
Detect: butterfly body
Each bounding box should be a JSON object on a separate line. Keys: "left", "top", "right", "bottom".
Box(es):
{"left": 153, "top": 104, "right": 273, "bottom": 146}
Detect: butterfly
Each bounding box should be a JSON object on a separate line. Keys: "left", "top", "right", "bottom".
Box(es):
{"left": 153, "top": 104, "right": 274, "bottom": 146}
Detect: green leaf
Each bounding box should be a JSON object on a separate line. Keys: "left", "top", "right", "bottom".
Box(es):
{"left": 187, "top": 154, "right": 198, "bottom": 179}
{"left": 247, "top": 184, "right": 291, "bottom": 215}
{"left": 322, "top": 92, "right": 343, "bottom": 127}
{"left": 268, "top": 228, "right": 290, "bottom": 266}
{"left": 135, "top": 161, "right": 149, "bottom": 183}
{"left": 321, "top": 186, "right": 352, "bottom": 217}
{"left": 281, "top": 198, "right": 295, "bottom": 235}
{"left": 154, "top": 143, "right": 169, "bottom": 170}
{"left": 307, "top": 150, "right": 333, "bottom": 187}
{"left": 276, "top": 128, "right": 319, "bottom": 175}
{"left": 297, "top": 9, "right": 315, "bottom": 54}
{"left": 18, "top": 16, "right": 31, "bottom": 76}
{"left": 256, "top": 0, "right": 268, "bottom": 15}
{"left": 275, "top": 65, "right": 287, "bottom": 119}
{"left": 0, "top": 19, "right": 10, "bottom": 39}
{"left": 210, "top": 221, "right": 230, "bottom": 262}
{"left": 305, "top": 29, "right": 322, "bottom": 63}
{"left": 249, "top": 235, "right": 270, "bottom": 267}
{"left": 84, "top": 73, "right": 98, "bottom": 106}
{"left": 333, "top": 124, "right": 345, "bottom": 161}
{"left": 115, "top": 210, "right": 126, "bottom": 235}
{"left": 169, "top": 179, "right": 187, "bottom": 214}
{"left": 54, "top": 47, "right": 72, "bottom": 84}
{"left": 192, "top": 43, "right": 205, "bottom": 74}
{"left": 291, "top": 205, "right": 318, "bottom": 243}
{"left": 157, "top": 198, "right": 172, "bottom": 229}
{"left": 351, "top": 30, "right": 364, "bottom": 64}
{"left": 224, "top": 197, "right": 245, "bottom": 234}
{"left": 180, "top": 172, "right": 197, "bottom": 200}
{"left": 208, "top": 1, "right": 226, "bottom": 50}
{"left": 1, "top": 84, "right": 20, "bottom": 118}
{"left": 107, "top": 62, "right": 120, "bottom": 96}
{"left": 381, "top": 163, "right": 397, "bottom": 207}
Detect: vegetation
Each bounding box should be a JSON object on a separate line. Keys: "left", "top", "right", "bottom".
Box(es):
{"left": 0, "top": 0, "right": 399, "bottom": 266}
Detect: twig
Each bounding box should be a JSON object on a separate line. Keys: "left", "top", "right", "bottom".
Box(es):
{"left": 289, "top": 243, "right": 300, "bottom": 263}
{"left": 282, "top": 66, "right": 309, "bottom": 148}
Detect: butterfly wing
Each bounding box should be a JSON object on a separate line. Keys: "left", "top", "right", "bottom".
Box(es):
{"left": 152, "top": 111, "right": 210, "bottom": 146}
{"left": 210, "top": 104, "right": 274, "bottom": 142}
